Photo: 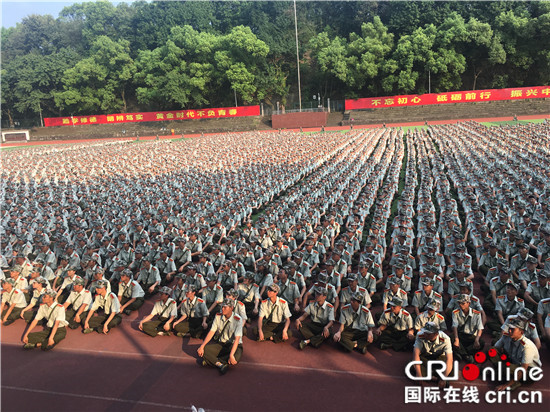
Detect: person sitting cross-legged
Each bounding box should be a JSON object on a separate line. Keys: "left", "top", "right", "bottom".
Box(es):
{"left": 412, "top": 321, "right": 454, "bottom": 389}
{"left": 373, "top": 296, "right": 414, "bottom": 351}
{"left": 333, "top": 291, "right": 375, "bottom": 354}
{"left": 254, "top": 283, "right": 292, "bottom": 343}
{"left": 62, "top": 277, "right": 93, "bottom": 329}
{"left": 197, "top": 298, "right": 244, "bottom": 375}
{"left": 1, "top": 278, "right": 27, "bottom": 326}
{"left": 173, "top": 285, "right": 209, "bottom": 338}
{"left": 451, "top": 294, "right": 484, "bottom": 363}
{"left": 21, "top": 289, "right": 68, "bottom": 351}
{"left": 139, "top": 286, "right": 178, "bottom": 337}
{"left": 83, "top": 279, "right": 122, "bottom": 334}
{"left": 295, "top": 286, "right": 335, "bottom": 350}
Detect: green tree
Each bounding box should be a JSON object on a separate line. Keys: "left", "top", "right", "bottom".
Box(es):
{"left": 383, "top": 15, "right": 468, "bottom": 94}
{"left": 1, "top": 65, "right": 17, "bottom": 127}
{"left": 345, "top": 16, "right": 394, "bottom": 94}
{"left": 217, "top": 25, "right": 270, "bottom": 104}
{"left": 134, "top": 25, "right": 217, "bottom": 109}
{"left": 55, "top": 36, "right": 136, "bottom": 114}
{"left": 309, "top": 31, "right": 348, "bottom": 84}
{"left": 493, "top": 9, "right": 536, "bottom": 86}
{"left": 463, "top": 18, "right": 506, "bottom": 89}
{"left": 309, "top": 17, "right": 393, "bottom": 98}
{"left": 59, "top": 0, "right": 133, "bottom": 51}
{"left": 531, "top": 5, "right": 550, "bottom": 86}
{"left": 256, "top": 63, "right": 290, "bottom": 107}
{"left": 129, "top": 0, "right": 219, "bottom": 53}
{"left": 135, "top": 24, "right": 282, "bottom": 109}
{"left": 2, "top": 14, "right": 63, "bottom": 60}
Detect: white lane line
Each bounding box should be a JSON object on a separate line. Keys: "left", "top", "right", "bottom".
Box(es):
{"left": 2, "top": 385, "right": 226, "bottom": 411}
{"left": 2, "top": 342, "right": 397, "bottom": 378}
{"left": 3, "top": 343, "right": 550, "bottom": 393}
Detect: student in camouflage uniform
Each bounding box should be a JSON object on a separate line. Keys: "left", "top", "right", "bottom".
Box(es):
{"left": 451, "top": 294, "right": 485, "bottom": 362}
{"left": 374, "top": 296, "right": 414, "bottom": 351}
{"left": 333, "top": 291, "right": 375, "bottom": 354}
{"left": 22, "top": 289, "right": 67, "bottom": 351}
{"left": 139, "top": 286, "right": 178, "bottom": 337}
{"left": 197, "top": 298, "right": 243, "bottom": 375}
{"left": 255, "top": 284, "right": 292, "bottom": 343}
{"left": 412, "top": 322, "right": 453, "bottom": 389}
{"left": 296, "top": 286, "right": 335, "bottom": 349}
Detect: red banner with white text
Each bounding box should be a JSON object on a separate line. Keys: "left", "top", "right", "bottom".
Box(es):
{"left": 44, "top": 105, "right": 260, "bottom": 127}
{"left": 345, "top": 86, "right": 549, "bottom": 111}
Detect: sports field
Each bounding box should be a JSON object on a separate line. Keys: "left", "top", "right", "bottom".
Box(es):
{"left": 1, "top": 114, "right": 549, "bottom": 411}
{"left": 2, "top": 113, "right": 548, "bottom": 149}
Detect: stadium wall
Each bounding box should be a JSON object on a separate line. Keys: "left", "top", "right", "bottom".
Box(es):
{"left": 271, "top": 112, "right": 329, "bottom": 129}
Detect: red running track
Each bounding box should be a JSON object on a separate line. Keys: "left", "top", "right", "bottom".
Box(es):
{"left": 2, "top": 297, "right": 549, "bottom": 412}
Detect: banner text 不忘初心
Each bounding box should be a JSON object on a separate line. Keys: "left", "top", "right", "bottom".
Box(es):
{"left": 345, "top": 86, "right": 549, "bottom": 111}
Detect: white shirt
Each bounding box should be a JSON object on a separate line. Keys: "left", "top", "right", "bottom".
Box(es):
{"left": 36, "top": 301, "right": 68, "bottom": 328}
{"left": 151, "top": 298, "right": 178, "bottom": 318}
{"left": 259, "top": 297, "right": 291, "bottom": 323}
{"left": 210, "top": 312, "right": 243, "bottom": 344}
{"left": 91, "top": 292, "right": 120, "bottom": 315}
{"left": 66, "top": 289, "right": 93, "bottom": 311}
{"left": 118, "top": 280, "right": 145, "bottom": 299}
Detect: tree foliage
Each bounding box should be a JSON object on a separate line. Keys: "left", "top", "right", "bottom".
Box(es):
{"left": 1, "top": 1, "right": 547, "bottom": 123}
{"left": 53, "top": 36, "right": 135, "bottom": 114}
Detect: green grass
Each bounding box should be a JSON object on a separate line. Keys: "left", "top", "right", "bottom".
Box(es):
{"left": 249, "top": 211, "right": 262, "bottom": 223}
{"left": 301, "top": 129, "right": 350, "bottom": 135}
{"left": 0, "top": 145, "right": 44, "bottom": 151}
{"left": 524, "top": 118, "right": 548, "bottom": 123}
{"left": 399, "top": 125, "right": 429, "bottom": 132}
{"left": 385, "top": 134, "right": 408, "bottom": 247}
{"left": 103, "top": 137, "right": 189, "bottom": 144}
{"left": 480, "top": 118, "right": 548, "bottom": 127}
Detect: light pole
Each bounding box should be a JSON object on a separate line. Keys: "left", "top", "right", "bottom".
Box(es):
{"left": 294, "top": 0, "right": 302, "bottom": 112}
{"left": 37, "top": 101, "right": 44, "bottom": 127}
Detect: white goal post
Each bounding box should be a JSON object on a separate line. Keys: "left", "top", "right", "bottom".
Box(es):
{"left": 1, "top": 130, "right": 30, "bottom": 142}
